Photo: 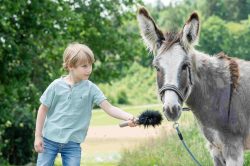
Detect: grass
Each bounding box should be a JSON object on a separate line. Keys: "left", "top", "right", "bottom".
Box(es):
{"left": 118, "top": 112, "right": 250, "bottom": 166}
{"left": 118, "top": 113, "right": 212, "bottom": 166}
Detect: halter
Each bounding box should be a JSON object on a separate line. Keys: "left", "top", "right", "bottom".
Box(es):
{"left": 159, "top": 84, "right": 187, "bottom": 102}
{"left": 158, "top": 65, "right": 193, "bottom": 103}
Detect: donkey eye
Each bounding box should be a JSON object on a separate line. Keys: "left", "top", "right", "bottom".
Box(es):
{"left": 182, "top": 64, "right": 187, "bottom": 70}
{"left": 182, "top": 63, "right": 189, "bottom": 70}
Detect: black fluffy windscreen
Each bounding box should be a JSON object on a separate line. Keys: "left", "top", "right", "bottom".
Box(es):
{"left": 138, "top": 110, "right": 163, "bottom": 127}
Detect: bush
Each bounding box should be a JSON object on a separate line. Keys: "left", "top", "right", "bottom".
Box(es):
{"left": 1, "top": 123, "right": 34, "bottom": 164}
{"left": 0, "top": 107, "right": 35, "bottom": 165}
{"left": 98, "top": 62, "right": 159, "bottom": 106}
{"left": 117, "top": 90, "right": 129, "bottom": 104}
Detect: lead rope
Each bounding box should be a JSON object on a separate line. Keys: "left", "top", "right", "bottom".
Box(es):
{"left": 173, "top": 122, "right": 202, "bottom": 166}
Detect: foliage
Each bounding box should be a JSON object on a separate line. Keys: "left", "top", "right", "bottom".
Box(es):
{"left": 117, "top": 90, "right": 129, "bottom": 104}
{"left": 201, "top": 0, "right": 250, "bottom": 21}
{"left": 199, "top": 16, "right": 250, "bottom": 59}
{"left": 1, "top": 120, "right": 34, "bottom": 164}
{"left": 198, "top": 15, "right": 230, "bottom": 54}
{"left": 99, "top": 62, "right": 159, "bottom": 105}
{"left": 0, "top": 108, "right": 34, "bottom": 164}
{"left": 155, "top": 0, "right": 201, "bottom": 32}
{"left": 225, "top": 18, "right": 250, "bottom": 60}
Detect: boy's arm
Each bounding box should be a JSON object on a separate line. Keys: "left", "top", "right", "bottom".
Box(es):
{"left": 35, "top": 104, "right": 48, "bottom": 137}
{"left": 99, "top": 100, "right": 134, "bottom": 121}
{"left": 34, "top": 104, "right": 48, "bottom": 153}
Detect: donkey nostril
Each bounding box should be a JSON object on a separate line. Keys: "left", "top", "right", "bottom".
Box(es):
{"left": 163, "top": 106, "right": 170, "bottom": 113}
{"left": 177, "top": 105, "right": 181, "bottom": 112}
{"left": 172, "top": 105, "right": 178, "bottom": 113}
{"left": 166, "top": 106, "right": 171, "bottom": 113}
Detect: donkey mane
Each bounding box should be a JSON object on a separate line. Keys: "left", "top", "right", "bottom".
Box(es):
{"left": 216, "top": 52, "right": 240, "bottom": 89}
{"left": 160, "top": 32, "right": 181, "bottom": 53}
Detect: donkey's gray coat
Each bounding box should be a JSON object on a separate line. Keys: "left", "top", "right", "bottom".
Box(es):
{"left": 137, "top": 7, "right": 250, "bottom": 166}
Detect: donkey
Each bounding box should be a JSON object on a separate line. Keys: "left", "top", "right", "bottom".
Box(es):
{"left": 137, "top": 7, "right": 250, "bottom": 166}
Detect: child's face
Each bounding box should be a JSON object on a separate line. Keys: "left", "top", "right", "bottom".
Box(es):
{"left": 70, "top": 63, "right": 92, "bottom": 80}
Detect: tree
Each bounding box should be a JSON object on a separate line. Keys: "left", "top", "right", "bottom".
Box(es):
{"left": 198, "top": 16, "right": 230, "bottom": 55}
{"left": 201, "top": 0, "right": 250, "bottom": 21}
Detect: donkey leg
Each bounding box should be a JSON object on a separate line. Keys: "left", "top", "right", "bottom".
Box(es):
{"left": 222, "top": 139, "right": 244, "bottom": 166}
{"left": 209, "top": 143, "right": 226, "bottom": 166}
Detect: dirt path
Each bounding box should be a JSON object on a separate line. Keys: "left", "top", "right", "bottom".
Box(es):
{"left": 82, "top": 123, "right": 175, "bottom": 161}
{"left": 86, "top": 123, "right": 173, "bottom": 139}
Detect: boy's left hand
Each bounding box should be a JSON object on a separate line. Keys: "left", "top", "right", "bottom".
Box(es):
{"left": 127, "top": 117, "right": 137, "bottom": 127}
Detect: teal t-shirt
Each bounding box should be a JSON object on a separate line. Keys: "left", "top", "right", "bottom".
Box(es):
{"left": 40, "top": 77, "right": 106, "bottom": 143}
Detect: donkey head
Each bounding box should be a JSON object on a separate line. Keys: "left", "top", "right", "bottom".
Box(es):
{"left": 137, "top": 7, "right": 200, "bottom": 121}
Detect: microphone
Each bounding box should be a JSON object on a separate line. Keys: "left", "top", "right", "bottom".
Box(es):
{"left": 119, "top": 110, "right": 163, "bottom": 128}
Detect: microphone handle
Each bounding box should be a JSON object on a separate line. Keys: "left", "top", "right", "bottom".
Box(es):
{"left": 119, "top": 121, "right": 129, "bottom": 127}
{"left": 119, "top": 118, "right": 139, "bottom": 127}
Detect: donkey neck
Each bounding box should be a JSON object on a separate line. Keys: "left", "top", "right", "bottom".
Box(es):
{"left": 186, "top": 50, "right": 232, "bottom": 127}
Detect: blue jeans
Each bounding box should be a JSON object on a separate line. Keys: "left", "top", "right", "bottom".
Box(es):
{"left": 37, "top": 137, "right": 81, "bottom": 166}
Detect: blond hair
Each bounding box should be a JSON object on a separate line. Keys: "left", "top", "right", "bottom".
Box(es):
{"left": 63, "top": 43, "right": 95, "bottom": 71}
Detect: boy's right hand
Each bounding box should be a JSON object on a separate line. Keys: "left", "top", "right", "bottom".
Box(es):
{"left": 34, "top": 135, "right": 44, "bottom": 153}
{"left": 127, "top": 117, "right": 137, "bottom": 127}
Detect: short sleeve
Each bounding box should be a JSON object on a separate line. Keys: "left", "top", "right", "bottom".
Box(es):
{"left": 40, "top": 81, "right": 56, "bottom": 108}
{"left": 91, "top": 84, "right": 107, "bottom": 106}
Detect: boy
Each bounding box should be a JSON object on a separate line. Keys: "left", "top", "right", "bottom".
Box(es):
{"left": 34, "top": 43, "right": 136, "bottom": 165}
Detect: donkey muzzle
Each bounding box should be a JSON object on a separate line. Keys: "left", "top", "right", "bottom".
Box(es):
{"left": 163, "top": 104, "right": 182, "bottom": 121}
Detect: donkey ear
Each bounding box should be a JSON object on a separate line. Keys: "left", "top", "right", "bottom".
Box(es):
{"left": 137, "top": 7, "right": 165, "bottom": 54}
{"left": 181, "top": 12, "right": 200, "bottom": 49}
